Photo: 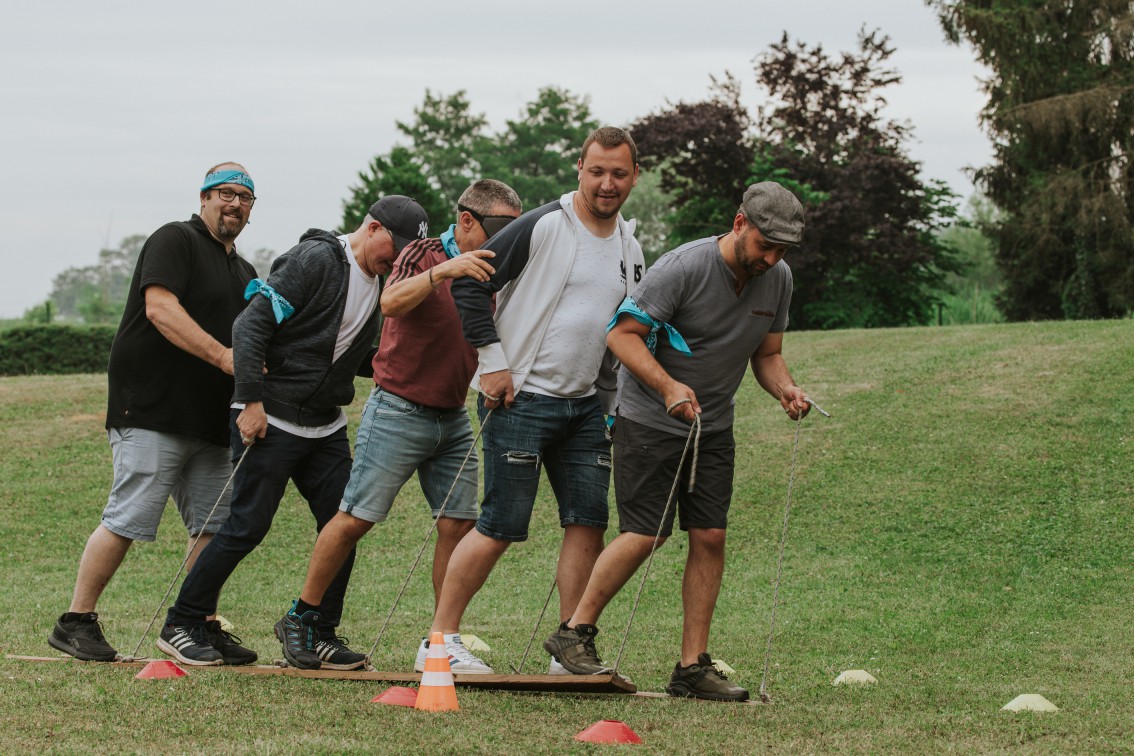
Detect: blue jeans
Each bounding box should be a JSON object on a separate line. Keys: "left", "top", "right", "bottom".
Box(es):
{"left": 167, "top": 410, "right": 354, "bottom": 631}
{"left": 476, "top": 391, "right": 611, "bottom": 542}
{"left": 340, "top": 387, "right": 479, "bottom": 522}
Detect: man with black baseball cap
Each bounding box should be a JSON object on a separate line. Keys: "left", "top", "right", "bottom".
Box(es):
{"left": 159, "top": 196, "right": 428, "bottom": 667}
{"left": 547, "top": 181, "right": 813, "bottom": 702}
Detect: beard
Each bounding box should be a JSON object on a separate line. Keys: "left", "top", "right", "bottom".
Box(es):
{"left": 216, "top": 211, "right": 245, "bottom": 239}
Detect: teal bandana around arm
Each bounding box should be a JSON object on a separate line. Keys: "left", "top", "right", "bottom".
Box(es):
{"left": 606, "top": 297, "right": 692, "bottom": 357}
{"left": 201, "top": 170, "right": 255, "bottom": 193}
{"left": 440, "top": 224, "right": 460, "bottom": 259}
{"left": 244, "top": 279, "right": 294, "bottom": 324}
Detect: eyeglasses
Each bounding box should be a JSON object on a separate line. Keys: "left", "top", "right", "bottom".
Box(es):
{"left": 215, "top": 187, "right": 257, "bottom": 207}
{"left": 459, "top": 204, "right": 515, "bottom": 238}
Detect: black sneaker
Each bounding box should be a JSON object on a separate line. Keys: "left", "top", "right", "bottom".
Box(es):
{"left": 157, "top": 623, "right": 223, "bottom": 666}
{"left": 666, "top": 653, "right": 749, "bottom": 702}
{"left": 542, "top": 623, "right": 612, "bottom": 675}
{"left": 314, "top": 630, "right": 367, "bottom": 671}
{"left": 274, "top": 608, "right": 322, "bottom": 670}
{"left": 48, "top": 612, "right": 119, "bottom": 662}
{"left": 204, "top": 620, "right": 257, "bottom": 666}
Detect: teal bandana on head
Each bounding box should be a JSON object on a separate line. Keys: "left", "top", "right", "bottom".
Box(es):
{"left": 201, "top": 169, "right": 255, "bottom": 193}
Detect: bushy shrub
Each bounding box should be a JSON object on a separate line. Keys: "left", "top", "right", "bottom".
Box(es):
{"left": 0, "top": 325, "right": 115, "bottom": 375}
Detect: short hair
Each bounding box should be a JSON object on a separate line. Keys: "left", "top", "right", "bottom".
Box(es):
{"left": 204, "top": 161, "right": 247, "bottom": 178}
{"left": 580, "top": 127, "right": 637, "bottom": 167}
{"left": 457, "top": 179, "right": 522, "bottom": 217}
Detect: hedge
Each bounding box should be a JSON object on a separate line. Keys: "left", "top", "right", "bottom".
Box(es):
{"left": 0, "top": 325, "right": 116, "bottom": 375}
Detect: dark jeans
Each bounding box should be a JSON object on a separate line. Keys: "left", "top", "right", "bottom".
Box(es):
{"left": 166, "top": 410, "right": 354, "bottom": 632}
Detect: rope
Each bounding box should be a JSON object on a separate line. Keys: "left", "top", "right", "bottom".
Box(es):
{"left": 122, "top": 443, "right": 253, "bottom": 662}
{"left": 611, "top": 411, "right": 701, "bottom": 675}
{"left": 513, "top": 575, "right": 558, "bottom": 674}
{"left": 364, "top": 409, "right": 493, "bottom": 663}
{"left": 758, "top": 412, "right": 804, "bottom": 703}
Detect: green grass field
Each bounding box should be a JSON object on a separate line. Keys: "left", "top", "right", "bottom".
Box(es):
{"left": 1, "top": 320, "right": 1131, "bottom": 753}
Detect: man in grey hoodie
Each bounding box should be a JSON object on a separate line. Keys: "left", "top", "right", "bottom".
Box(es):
{"left": 158, "top": 196, "right": 428, "bottom": 668}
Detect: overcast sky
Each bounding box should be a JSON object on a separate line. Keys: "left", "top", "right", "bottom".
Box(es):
{"left": 0, "top": 1, "right": 990, "bottom": 317}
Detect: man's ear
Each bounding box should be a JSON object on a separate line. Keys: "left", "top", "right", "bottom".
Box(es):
{"left": 458, "top": 210, "right": 476, "bottom": 231}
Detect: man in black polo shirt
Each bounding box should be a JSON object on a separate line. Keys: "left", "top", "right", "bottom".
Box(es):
{"left": 48, "top": 163, "right": 259, "bottom": 663}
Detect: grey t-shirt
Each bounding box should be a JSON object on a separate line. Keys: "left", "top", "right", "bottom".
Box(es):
{"left": 615, "top": 236, "right": 792, "bottom": 436}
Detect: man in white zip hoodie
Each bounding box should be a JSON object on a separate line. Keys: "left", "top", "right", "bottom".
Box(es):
{"left": 431, "top": 127, "right": 644, "bottom": 673}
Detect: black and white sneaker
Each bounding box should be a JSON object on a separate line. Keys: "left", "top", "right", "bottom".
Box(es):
{"left": 204, "top": 620, "right": 257, "bottom": 666}
{"left": 314, "top": 632, "right": 367, "bottom": 671}
{"left": 48, "top": 612, "right": 119, "bottom": 662}
{"left": 157, "top": 623, "right": 223, "bottom": 666}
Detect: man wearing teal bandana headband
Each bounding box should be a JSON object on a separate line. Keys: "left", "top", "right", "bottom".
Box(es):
{"left": 49, "top": 162, "right": 258, "bottom": 664}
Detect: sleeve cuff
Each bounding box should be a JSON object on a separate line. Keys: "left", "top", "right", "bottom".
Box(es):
{"left": 477, "top": 342, "right": 509, "bottom": 374}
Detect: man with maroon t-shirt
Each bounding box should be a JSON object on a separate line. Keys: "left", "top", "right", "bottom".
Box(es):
{"left": 278, "top": 180, "right": 521, "bottom": 671}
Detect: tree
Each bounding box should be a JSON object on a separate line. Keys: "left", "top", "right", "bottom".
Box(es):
{"left": 482, "top": 87, "right": 599, "bottom": 208}
{"left": 48, "top": 234, "right": 148, "bottom": 324}
{"left": 930, "top": 0, "right": 1134, "bottom": 319}
{"left": 396, "top": 90, "right": 489, "bottom": 210}
{"left": 631, "top": 75, "right": 753, "bottom": 247}
{"left": 754, "top": 30, "right": 960, "bottom": 329}
{"left": 340, "top": 146, "right": 447, "bottom": 235}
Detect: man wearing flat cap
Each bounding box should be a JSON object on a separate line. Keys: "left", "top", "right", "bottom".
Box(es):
{"left": 159, "top": 196, "right": 429, "bottom": 668}
{"left": 545, "top": 182, "right": 813, "bottom": 702}
{"left": 48, "top": 162, "right": 259, "bottom": 663}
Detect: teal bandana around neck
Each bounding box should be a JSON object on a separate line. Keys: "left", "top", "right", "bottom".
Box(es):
{"left": 440, "top": 225, "right": 461, "bottom": 259}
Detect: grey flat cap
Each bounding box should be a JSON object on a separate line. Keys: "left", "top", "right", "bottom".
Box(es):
{"left": 742, "top": 182, "right": 805, "bottom": 246}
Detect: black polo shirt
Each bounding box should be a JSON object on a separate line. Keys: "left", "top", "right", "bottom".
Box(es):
{"left": 106, "top": 214, "right": 257, "bottom": 446}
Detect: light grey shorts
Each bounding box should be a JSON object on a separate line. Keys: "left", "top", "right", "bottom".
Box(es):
{"left": 100, "top": 427, "right": 232, "bottom": 542}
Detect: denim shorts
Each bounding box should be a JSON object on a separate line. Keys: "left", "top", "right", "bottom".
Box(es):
{"left": 101, "top": 427, "right": 232, "bottom": 541}
{"left": 613, "top": 415, "right": 735, "bottom": 537}
{"left": 340, "top": 388, "right": 479, "bottom": 523}
{"left": 475, "top": 391, "right": 612, "bottom": 542}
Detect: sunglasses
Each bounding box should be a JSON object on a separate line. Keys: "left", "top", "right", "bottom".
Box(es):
{"left": 459, "top": 204, "right": 516, "bottom": 238}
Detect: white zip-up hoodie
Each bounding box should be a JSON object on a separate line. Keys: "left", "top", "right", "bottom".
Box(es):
{"left": 451, "top": 192, "right": 644, "bottom": 413}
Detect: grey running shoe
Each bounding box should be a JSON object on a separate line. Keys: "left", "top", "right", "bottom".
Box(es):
{"left": 314, "top": 631, "right": 367, "bottom": 671}
{"left": 204, "top": 620, "right": 257, "bottom": 666}
{"left": 157, "top": 623, "right": 223, "bottom": 666}
{"left": 48, "top": 612, "right": 118, "bottom": 662}
{"left": 666, "top": 653, "right": 749, "bottom": 701}
{"left": 542, "top": 623, "right": 613, "bottom": 675}
{"left": 274, "top": 608, "right": 322, "bottom": 670}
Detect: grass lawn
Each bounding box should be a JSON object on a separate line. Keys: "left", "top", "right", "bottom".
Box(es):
{"left": 1, "top": 320, "right": 1131, "bottom": 753}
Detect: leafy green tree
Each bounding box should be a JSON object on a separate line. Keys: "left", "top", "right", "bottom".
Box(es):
{"left": 340, "top": 146, "right": 447, "bottom": 235}
{"left": 631, "top": 75, "right": 754, "bottom": 248}
{"left": 755, "top": 30, "right": 960, "bottom": 329}
{"left": 930, "top": 0, "right": 1134, "bottom": 319}
{"left": 48, "top": 234, "right": 147, "bottom": 324}
{"left": 619, "top": 169, "right": 673, "bottom": 266}
{"left": 396, "top": 90, "right": 489, "bottom": 210}
{"left": 483, "top": 87, "right": 599, "bottom": 208}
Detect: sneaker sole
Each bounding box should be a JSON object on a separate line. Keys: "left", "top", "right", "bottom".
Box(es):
{"left": 315, "top": 659, "right": 367, "bottom": 671}
{"left": 414, "top": 660, "right": 495, "bottom": 674}
{"left": 273, "top": 621, "right": 322, "bottom": 670}
{"left": 541, "top": 642, "right": 612, "bottom": 675}
{"left": 47, "top": 633, "right": 118, "bottom": 662}
{"left": 665, "top": 682, "right": 750, "bottom": 702}
{"left": 155, "top": 638, "right": 223, "bottom": 666}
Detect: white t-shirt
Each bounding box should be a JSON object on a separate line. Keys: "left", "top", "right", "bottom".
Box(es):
{"left": 524, "top": 219, "right": 626, "bottom": 398}
{"left": 234, "top": 236, "right": 381, "bottom": 438}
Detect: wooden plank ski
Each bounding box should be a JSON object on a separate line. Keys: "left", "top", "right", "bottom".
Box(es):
{"left": 5, "top": 655, "right": 635, "bottom": 693}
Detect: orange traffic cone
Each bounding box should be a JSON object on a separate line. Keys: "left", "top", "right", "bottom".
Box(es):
{"left": 415, "top": 631, "right": 459, "bottom": 712}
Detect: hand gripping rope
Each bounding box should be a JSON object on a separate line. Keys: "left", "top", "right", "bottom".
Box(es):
{"left": 121, "top": 443, "right": 255, "bottom": 663}
{"left": 364, "top": 409, "right": 494, "bottom": 664}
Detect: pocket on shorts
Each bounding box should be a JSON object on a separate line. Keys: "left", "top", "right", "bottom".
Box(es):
{"left": 373, "top": 390, "right": 419, "bottom": 417}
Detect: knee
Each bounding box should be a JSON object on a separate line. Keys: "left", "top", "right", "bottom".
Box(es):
{"left": 438, "top": 517, "right": 476, "bottom": 538}
{"left": 689, "top": 528, "right": 727, "bottom": 555}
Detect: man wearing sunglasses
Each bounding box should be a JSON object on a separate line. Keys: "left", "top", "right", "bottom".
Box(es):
{"left": 49, "top": 163, "right": 259, "bottom": 662}
{"left": 273, "top": 180, "right": 522, "bottom": 672}
{"left": 159, "top": 196, "right": 429, "bottom": 667}
{"left": 428, "top": 127, "right": 645, "bottom": 674}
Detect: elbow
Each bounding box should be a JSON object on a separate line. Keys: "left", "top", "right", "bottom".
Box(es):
{"left": 380, "top": 300, "right": 405, "bottom": 318}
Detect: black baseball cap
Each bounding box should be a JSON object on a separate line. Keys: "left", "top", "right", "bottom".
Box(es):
{"left": 368, "top": 196, "right": 429, "bottom": 252}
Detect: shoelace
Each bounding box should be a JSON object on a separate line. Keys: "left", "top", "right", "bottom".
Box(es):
{"left": 446, "top": 639, "right": 481, "bottom": 664}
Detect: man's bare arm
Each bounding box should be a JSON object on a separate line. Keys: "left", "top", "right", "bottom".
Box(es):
{"left": 381, "top": 249, "right": 495, "bottom": 318}
{"left": 750, "top": 332, "right": 810, "bottom": 420}
{"left": 607, "top": 317, "right": 700, "bottom": 423}
{"left": 145, "top": 285, "right": 233, "bottom": 375}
